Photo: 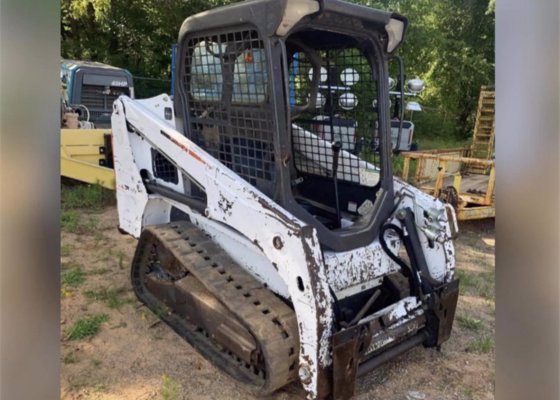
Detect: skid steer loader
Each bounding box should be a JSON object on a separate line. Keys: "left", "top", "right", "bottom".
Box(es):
{"left": 111, "top": 1, "right": 459, "bottom": 399}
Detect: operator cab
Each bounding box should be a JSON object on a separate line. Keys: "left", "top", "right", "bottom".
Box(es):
{"left": 286, "top": 29, "right": 383, "bottom": 232}
{"left": 174, "top": 0, "right": 407, "bottom": 251}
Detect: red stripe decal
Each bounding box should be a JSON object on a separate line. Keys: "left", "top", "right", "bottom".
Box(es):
{"left": 160, "top": 130, "right": 206, "bottom": 165}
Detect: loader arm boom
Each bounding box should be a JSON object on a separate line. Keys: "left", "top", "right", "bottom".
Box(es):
{"left": 112, "top": 94, "right": 334, "bottom": 397}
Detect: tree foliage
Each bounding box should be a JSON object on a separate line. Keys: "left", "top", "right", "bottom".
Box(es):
{"left": 355, "top": 0, "right": 494, "bottom": 138}
{"left": 61, "top": 0, "right": 494, "bottom": 140}
{"left": 61, "top": 0, "right": 235, "bottom": 78}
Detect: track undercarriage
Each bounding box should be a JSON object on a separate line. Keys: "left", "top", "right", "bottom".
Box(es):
{"left": 131, "top": 221, "right": 300, "bottom": 394}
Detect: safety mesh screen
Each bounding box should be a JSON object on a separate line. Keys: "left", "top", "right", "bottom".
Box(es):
{"left": 182, "top": 29, "right": 275, "bottom": 194}
{"left": 152, "top": 149, "right": 179, "bottom": 184}
{"left": 289, "top": 47, "right": 380, "bottom": 185}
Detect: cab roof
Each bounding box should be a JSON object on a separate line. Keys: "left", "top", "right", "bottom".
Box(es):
{"left": 178, "top": 0, "right": 407, "bottom": 53}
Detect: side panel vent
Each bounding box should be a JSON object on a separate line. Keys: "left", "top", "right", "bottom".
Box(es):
{"left": 152, "top": 149, "right": 179, "bottom": 184}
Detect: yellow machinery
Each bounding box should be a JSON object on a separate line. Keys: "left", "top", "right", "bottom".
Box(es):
{"left": 60, "top": 59, "right": 135, "bottom": 190}
{"left": 60, "top": 129, "right": 115, "bottom": 190}
{"left": 400, "top": 149, "right": 495, "bottom": 220}
{"left": 400, "top": 87, "right": 495, "bottom": 220}
{"left": 470, "top": 86, "right": 495, "bottom": 160}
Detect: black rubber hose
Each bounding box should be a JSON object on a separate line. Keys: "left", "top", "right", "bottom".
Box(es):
{"left": 379, "top": 223, "right": 422, "bottom": 298}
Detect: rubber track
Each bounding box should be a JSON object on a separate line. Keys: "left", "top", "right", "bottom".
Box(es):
{"left": 131, "top": 221, "right": 300, "bottom": 394}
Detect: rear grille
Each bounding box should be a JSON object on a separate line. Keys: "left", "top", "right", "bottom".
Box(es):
{"left": 80, "top": 85, "right": 129, "bottom": 112}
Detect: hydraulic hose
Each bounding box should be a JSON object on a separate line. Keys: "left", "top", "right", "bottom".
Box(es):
{"left": 379, "top": 223, "right": 422, "bottom": 298}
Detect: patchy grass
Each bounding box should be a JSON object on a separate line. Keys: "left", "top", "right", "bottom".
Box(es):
{"left": 66, "top": 314, "right": 109, "bottom": 341}
{"left": 63, "top": 351, "right": 78, "bottom": 364}
{"left": 61, "top": 210, "right": 99, "bottom": 235}
{"left": 473, "top": 254, "right": 495, "bottom": 270}
{"left": 60, "top": 183, "right": 110, "bottom": 235}
{"left": 62, "top": 183, "right": 115, "bottom": 211}
{"left": 456, "top": 315, "right": 484, "bottom": 331}
{"left": 84, "top": 215, "right": 99, "bottom": 232}
{"left": 83, "top": 286, "right": 134, "bottom": 310}
{"left": 93, "top": 383, "right": 106, "bottom": 393}
{"left": 98, "top": 248, "right": 113, "bottom": 263}
{"left": 61, "top": 244, "right": 73, "bottom": 257}
{"left": 110, "top": 321, "right": 127, "bottom": 330}
{"left": 486, "top": 299, "right": 496, "bottom": 315}
{"left": 466, "top": 335, "right": 494, "bottom": 354}
{"left": 416, "top": 136, "right": 470, "bottom": 151}
{"left": 61, "top": 287, "right": 73, "bottom": 299}
{"left": 160, "top": 374, "right": 181, "bottom": 400}
{"left": 460, "top": 387, "right": 475, "bottom": 399}
{"left": 62, "top": 261, "right": 83, "bottom": 270}
{"left": 117, "top": 250, "right": 126, "bottom": 269}
{"left": 62, "top": 266, "right": 86, "bottom": 287}
{"left": 88, "top": 267, "right": 111, "bottom": 276}
{"left": 61, "top": 210, "right": 81, "bottom": 234}
{"left": 455, "top": 269, "right": 494, "bottom": 299}
{"left": 456, "top": 233, "right": 483, "bottom": 249}
{"left": 94, "top": 231, "right": 107, "bottom": 243}
{"left": 154, "top": 305, "right": 171, "bottom": 319}
{"left": 67, "top": 375, "right": 88, "bottom": 391}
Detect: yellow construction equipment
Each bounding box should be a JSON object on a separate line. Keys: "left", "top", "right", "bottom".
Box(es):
{"left": 60, "top": 60, "right": 133, "bottom": 190}
{"left": 60, "top": 129, "right": 115, "bottom": 190}
{"left": 470, "top": 86, "right": 495, "bottom": 160}
{"left": 400, "top": 86, "right": 495, "bottom": 220}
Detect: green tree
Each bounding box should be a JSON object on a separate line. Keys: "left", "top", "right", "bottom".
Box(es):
{"left": 354, "top": 0, "right": 495, "bottom": 140}
{"left": 61, "top": 0, "right": 237, "bottom": 96}
{"left": 61, "top": 0, "right": 494, "bottom": 140}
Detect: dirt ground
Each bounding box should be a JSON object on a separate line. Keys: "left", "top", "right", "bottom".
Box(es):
{"left": 60, "top": 206, "right": 495, "bottom": 400}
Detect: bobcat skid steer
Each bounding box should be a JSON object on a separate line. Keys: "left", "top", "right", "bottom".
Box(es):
{"left": 111, "top": 1, "right": 459, "bottom": 399}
